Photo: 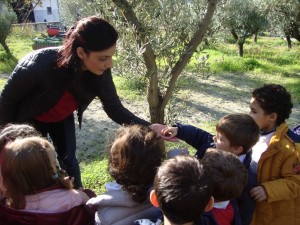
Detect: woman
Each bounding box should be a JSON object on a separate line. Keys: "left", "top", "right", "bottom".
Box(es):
{"left": 0, "top": 16, "right": 152, "bottom": 188}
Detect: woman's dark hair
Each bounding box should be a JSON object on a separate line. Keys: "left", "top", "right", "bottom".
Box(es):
{"left": 57, "top": 16, "right": 118, "bottom": 69}
{"left": 108, "top": 125, "right": 165, "bottom": 203}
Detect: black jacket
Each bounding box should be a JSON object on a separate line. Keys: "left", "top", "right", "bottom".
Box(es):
{"left": 0, "top": 47, "right": 149, "bottom": 128}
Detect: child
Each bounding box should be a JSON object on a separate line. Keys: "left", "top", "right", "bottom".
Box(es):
{"left": 86, "top": 124, "right": 165, "bottom": 225}
{"left": 1, "top": 136, "right": 90, "bottom": 212}
{"left": 0, "top": 124, "right": 42, "bottom": 200}
{"left": 249, "top": 84, "right": 300, "bottom": 225}
{"left": 161, "top": 113, "right": 260, "bottom": 225}
{"left": 149, "top": 154, "right": 214, "bottom": 225}
{"left": 201, "top": 148, "right": 248, "bottom": 225}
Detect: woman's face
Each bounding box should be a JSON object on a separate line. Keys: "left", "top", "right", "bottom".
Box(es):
{"left": 78, "top": 44, "right": 116, "bottom": 75}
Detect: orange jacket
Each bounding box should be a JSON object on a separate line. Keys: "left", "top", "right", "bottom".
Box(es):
{"left": 251, "top": 123, "right": 300, "bottom": 225}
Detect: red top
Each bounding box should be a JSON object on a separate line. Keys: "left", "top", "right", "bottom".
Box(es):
{"left": 35, "top": 91, "right": 77, "bottom": 123}
{"left": 211, "top": 202, "right": 234, "bottom": 225}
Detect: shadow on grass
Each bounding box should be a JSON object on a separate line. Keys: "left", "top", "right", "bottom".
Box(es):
{"left": 178, "top": 72, "right": 261, "bottom": 103}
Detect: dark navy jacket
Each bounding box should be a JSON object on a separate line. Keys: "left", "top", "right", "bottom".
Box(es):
{"left": 175, "top": 123, "right": 257, "bottom": 225}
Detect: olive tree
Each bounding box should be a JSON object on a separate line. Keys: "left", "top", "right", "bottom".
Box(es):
{"left": 219, "top": 0, "right": 268, "bottom": 56}
{"left": 59, "top": 0, "right": 219, "bottom": 124}
{"left": 265, "top": 0, "right": 300, "bottom": 48}
{"left": 0, "top": 5, "right": 17, "bottom": 57}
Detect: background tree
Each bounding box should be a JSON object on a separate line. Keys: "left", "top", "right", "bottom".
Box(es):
{"left": 3, "top": 0, "right": 43, "bottom": 23}
{"left": 59, "top": 0, "right": 219, "bottom": 124}
{"left": 219, "top": 0, "right": 268, "bottom": 56}
{"left": 265, "top": 0, "right": 300, "bottom": 48}
{"left": 0, "top": 4, "right": 17, "bottom": 57}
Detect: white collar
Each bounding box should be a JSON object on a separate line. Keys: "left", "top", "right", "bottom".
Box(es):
{"left": 214, "top": 200, "right": 229, "bottom": 209}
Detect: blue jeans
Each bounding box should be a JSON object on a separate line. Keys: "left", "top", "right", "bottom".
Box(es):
{"left": 30, "top": 114, "right": 82, "bottom": 188}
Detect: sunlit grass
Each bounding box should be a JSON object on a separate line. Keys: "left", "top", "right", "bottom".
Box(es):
{"left": 113, "top": 76, "right": 146, "bottom": 101}
{"left": 81, "top": 158, "right": 111, "bottom": 195}
{"left": 0, "top": 26, "right": 40, "bottom": 73}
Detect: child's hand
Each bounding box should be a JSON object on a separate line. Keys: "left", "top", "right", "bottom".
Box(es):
{"left": 250, "top": 186, "right": 267, "bottom": 202}
{"left": 161, "top": 127, "right": 178, "bottom": 139}
{"left": 149, "top": 124, "right": 178, "bottom": 142}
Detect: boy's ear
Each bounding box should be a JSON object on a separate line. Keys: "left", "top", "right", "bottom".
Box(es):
{"left": 150, "top": 190, "right": 159, "bottom": 207}
{"left": 269, "top": 112, "right": 277, "bottom": 122}
{"left": 204, "top": 196, "right": 214, "bottom": 212}
{"left": 231, "top": 146, "right": 243, "bottom": 156}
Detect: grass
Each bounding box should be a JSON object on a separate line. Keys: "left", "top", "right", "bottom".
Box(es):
{"left": 187, "top": 36, "right": 300, "bottom": 103}
{"left": 1, "top": 32, "right": 300, "bottom": 194}
{"left": 0, "top": 26, "right": 37, "bottom": 73}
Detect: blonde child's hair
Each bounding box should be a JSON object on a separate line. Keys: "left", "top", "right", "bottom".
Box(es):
{"left": 1, "top": 136, "right": 72, "bottom": 209}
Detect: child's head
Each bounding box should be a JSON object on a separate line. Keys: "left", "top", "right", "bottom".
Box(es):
{"left": 202, "top": 148, "right": 248, "bottom": 202}
{"left": 214, "top": 113, "right": 260, "bottom": 155}
{"left": 150, "top": 155, "right": 214, "bottom": 225}
{"left": 0, "top": 124, "right": 42, "bottom": 196}
{"left": 1, "top": 136, "right": 71, "bottom": 209}
{"left": 0, "top": 123, "right": 41, "bottom": 150}
{"left": 108, "top": 124, "right": 165, "bottom": 203}
{"left": 250, "top": 84, "right": 293, "bottom": 129}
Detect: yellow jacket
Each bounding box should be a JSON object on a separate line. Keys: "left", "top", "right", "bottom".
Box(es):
{"left": 251, "top": 123, "right": 300, "bottom": 225}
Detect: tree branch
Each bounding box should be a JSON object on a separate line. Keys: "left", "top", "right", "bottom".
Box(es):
{"left": 161, "top": 0, "right": 219, "bottom": 110}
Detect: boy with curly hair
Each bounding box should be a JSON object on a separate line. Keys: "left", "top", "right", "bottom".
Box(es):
{"left": 249, "top": 84, "right": 300, "bottom": 225}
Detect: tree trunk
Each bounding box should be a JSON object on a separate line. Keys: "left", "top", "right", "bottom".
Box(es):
{"left": 230, "top": 28, "right": 238, "bottom": 42}
{"left": 112, "top": 0, "right": 219, "bottom": 123}
{"left": 238, "top": 43, "right": 244, "bottom": 57}
{"left": 236, "top": 37, "right": 245, "bottom": 57}
{"left": 254, "top": 33, "right": 258, "bottom": 43}
{"left": 0, "top": 41, "right": 12, "bottom": 57}
{"left": 286, "top": 35, "right": 292, "bottom": 49}
{"left": 148, "top": 99, "right": 165, "bottom": 124}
